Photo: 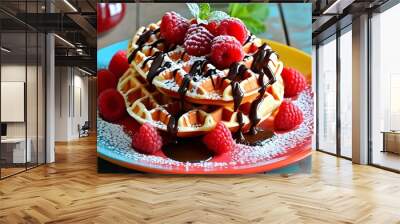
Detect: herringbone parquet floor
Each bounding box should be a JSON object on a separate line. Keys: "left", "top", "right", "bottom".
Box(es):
{"left": 1, "top": 135, "right": 400, "bottom": 224}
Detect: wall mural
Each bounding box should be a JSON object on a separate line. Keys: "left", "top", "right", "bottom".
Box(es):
{"left": 96, "top": 3, "right": 313, "bottom": 174}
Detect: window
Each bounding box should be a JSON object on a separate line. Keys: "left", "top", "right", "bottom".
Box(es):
{"left": 339, "top": 28, "right": 352, "bottom": 158}
{"left": 370, "top": 3, "right": 400, "bottom": 171}
{"left": 317, "top": 36, "right": 337, "bottom": 154}
{"left": 316, "top": 27, "right": 353, "bottom": 159}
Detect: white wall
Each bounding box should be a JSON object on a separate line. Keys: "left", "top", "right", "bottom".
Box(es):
{"left": 1, "top": 65, "right": 36, "bottom": 138}
{"left": 54, "top": 66, "right": 69, "bottom": 141}
{"left": 1, "top": 65, "right": 25, "bottom": 140}
{"left": 1, "top": 63, "right": 46, "bottom": 164}
{"left": 72, "top": 74, "right": 89, "bottom": 138}
{"left": 54, "top": 67, "right": 89, "bottom": 141}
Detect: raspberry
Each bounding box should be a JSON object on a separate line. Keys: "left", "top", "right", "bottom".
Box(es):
{"left": 203, "top": 21, "right": 219, "bottom": 36}
{"left": 210, "top": 35, "right": 244, "bottom": 69}
{"left": 190, "top": 19, "right": 197, "bottom": 25}
{"left": 217, "top": 18, "right": 248, "bottom": 45}
{"left": 119, "top": 116, "right": 140, "bottom": 138}
{"left": 97, "top": 69, "right": 117, "bottom": 96}
{"left": 98, "top": 89, "right": 126, "bottom": 122}
{"left": 160, "top": 11, "right": 189, "bottom": 45}
{"left": 203, "top": 122, "right": 235, "bottom": 155}
{"left": 108, "top": 50, "right": 129, "bottom": 80}
{"left": 183, "top": 24, "right": 214, "bottom": 56}
{"left": 274, "top": 100, "right": 303, "bottom": 131}
{"left": 281, "top": 67, "right": 307, "bottom": 97}
{"left": 132, "top": 123, "right": 163, "bottom": 155}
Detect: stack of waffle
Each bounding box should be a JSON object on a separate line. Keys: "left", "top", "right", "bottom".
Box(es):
{"left": 118, "top": 21, "right": 284, "bottom": 138}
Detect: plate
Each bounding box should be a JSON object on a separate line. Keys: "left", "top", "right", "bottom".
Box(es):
{"left": 97, "top": 39, "right": 313, "bottom": 174}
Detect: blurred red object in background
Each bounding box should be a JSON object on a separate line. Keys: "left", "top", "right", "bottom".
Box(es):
{"left": 97, "top": 3, "right": 126, "bottom": 34}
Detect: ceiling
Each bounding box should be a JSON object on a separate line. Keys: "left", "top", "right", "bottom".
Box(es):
{"left": 312, "top": 0, "right": 391, "bottom": 44}
{"left": 0, "top": 0, "right": 96, "bottom": 74}
{"left": 1, "top": 0, "right": 395, "bottom": 73}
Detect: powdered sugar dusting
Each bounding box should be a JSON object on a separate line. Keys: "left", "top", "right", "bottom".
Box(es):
{"left": 232, "top": 88, "right": 313, "bottom": 165}
{"left": 98, "top": 88, "right": 313, "bottom": 172}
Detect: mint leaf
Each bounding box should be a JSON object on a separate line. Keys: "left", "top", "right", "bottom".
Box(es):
{"left": 187, "top": 3, "right": 200, "bottom": 18}
{"left": 187, "top": 3, "right": 210, "bottom": 24}
{"left": 241, "top": 16, "right": 266, "bottom": 34}
{"left": 227, "top": 3, "right": 269, "bottom": 34}
{"left": 228, "top": 4, "right": 247, "bottom": 17}
{"left": 247, "top": 4, "right": 269, "bottom": 21}
{"left": 199, "top": 3, "right": 211, "bottom": 20}
{"left": 208, "top": 11, "right": 229, "bottom": 22}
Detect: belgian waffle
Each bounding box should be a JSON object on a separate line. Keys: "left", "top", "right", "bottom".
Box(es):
{"left": 117, "top": 69, "right": 283, "bottom": 137}
{"left": 127, "top": 22, "right": 284, "bottom": 111}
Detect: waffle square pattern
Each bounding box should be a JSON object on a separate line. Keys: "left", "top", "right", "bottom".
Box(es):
{"left": 119, "top": 21, "right": 285, "bottom": 137}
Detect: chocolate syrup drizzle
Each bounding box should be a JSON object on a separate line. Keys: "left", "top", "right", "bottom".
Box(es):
{"left": 222, "top": 63, "right": 248, "bottom": 112}
{"left": 127, "top": 27, "right": 185, "bottom": 143}
{"left": 141, "top": 51, "right": 161, "bottom": 69}
{"left": 167, "top": 116, "right": 179, "bottom": 144}
{"left": 180, "top": 52, "right": 186, "bottom": 60}
{"left": 244, "top": 34, "right": 253, "bottom": 45}
{"left": 178, "top": 76, "right": 191, "bottom": 103}
{"left": 164, "top": 61, "right": 172, "bottom": 68}
{"left": 189, "top": 60, "right": 206, "bottom": 76}
{"left": 153, "top": 28, "right": 160, "bottom": 34}
{"left": 231, "top": 82, "right": 244, "bottom": 112}
{"left": 167, "top": 78, "right": 190, "bottom": 143}
{"left": 197, "top": 59, "right": 218, "bottom": 88}
{"left": 166, "top": 44, "right": 177, "bottom": 53}
{"left": 172, "top": 69, "right": 180, "bottom": 80}
{"left": 168, "top": 59, "right": 213, "bottom": 141}
{"left": 235, "top": 111, "right": 246, "bottom": 144}
{"left": 248, "top": 43, "right": 276, "bottom": 134}
{"left": 204, "top": 69, "right": 217, "bottom": 88}
{"left": 146, "top": 52, "right": 166, "bottom": 85}
{"left": 225, "top": 43, "right": 277, "bottom": 142}
{"left": 149, "top": 39, "right": 165, "bottom": 52}
{"left": 128, "top": 28, "right": 161, "bottom": 64}
{"left": 130, "top": 27, "right": 279, "bottom": 144}
{"left": 177, "top": 60, "right": 204, "bottom": 104}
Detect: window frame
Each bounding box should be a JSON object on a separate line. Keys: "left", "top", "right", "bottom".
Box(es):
{"left": 314, "top": 24, "right": 353, "bottom": 161}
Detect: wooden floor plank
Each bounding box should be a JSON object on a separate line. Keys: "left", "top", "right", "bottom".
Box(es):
{"left": 0, "top": 135, "right": 400, "bottom": 224}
